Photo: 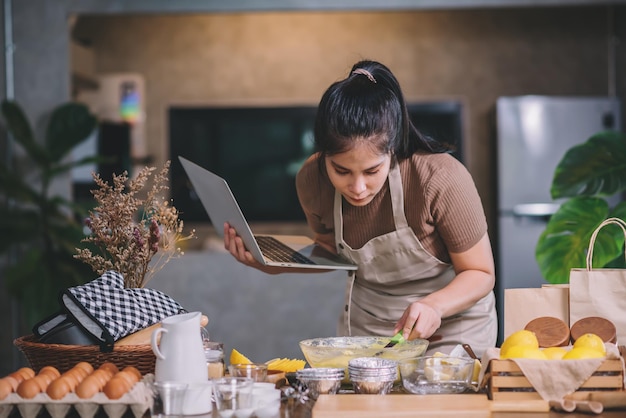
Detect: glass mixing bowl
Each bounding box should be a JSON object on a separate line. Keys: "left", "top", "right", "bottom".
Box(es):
{"left": 299, "top": 336, "right": 429, "bottom": 373}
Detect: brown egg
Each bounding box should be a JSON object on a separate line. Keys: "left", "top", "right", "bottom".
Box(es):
{"left": 2, "top": 376, "right": 19, "bottom": 391}
{"left": 47, "top": 378, "right": 71, "bottom": 400}
{"left": 113, "top": 371, "right": 137, "bottom": 387}
{"left": 17, "top": 379, "right": 41, "bottom": 399}
{"left": 75, "top": 376, "right": 100, "bottom": 399}
{"left": 89, "top": 369, "right": 111, "bottom": 388}
{"left": 72, "top": 366, "right": 90, "bottom": 380}
{"left": 122, "top": 366, "right": 142, "bottom": 381}
{"left": 99, "top": 362, "right": 119, "bottom": 375}
{"left": 61, "top": 371, "right": 79, "bottom": 389}
{"left": 39, "top": 366, "right": 60, "bottom": 379}
{"left": 34, "top": 374, "right": 53, "bottom": 391}
{"left": 70, "top": 368, "right": 85, "bottom": 380}
{"left": 0, "top": 379, "right": 14, "bottom": 400}
{"left": 75, "top": 362, "right": 94, "bottom": 375}
{"left": 11, "top": 368, "right": 35, "bottom": 382}
{"left": 103, "top": 376, "right": 131, "bottom": 400}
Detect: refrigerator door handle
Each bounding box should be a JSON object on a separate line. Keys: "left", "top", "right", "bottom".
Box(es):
{"left": 512, "top": 203, "right": 561, "bottom": 220}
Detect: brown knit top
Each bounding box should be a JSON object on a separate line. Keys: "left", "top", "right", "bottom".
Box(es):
{"left": 295, "top": 151, "right": 488, "bottom": 263}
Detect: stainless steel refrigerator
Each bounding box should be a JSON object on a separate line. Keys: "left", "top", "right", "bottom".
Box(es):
{"left": 495, "top": 95, "right": 622, "bottom": 342}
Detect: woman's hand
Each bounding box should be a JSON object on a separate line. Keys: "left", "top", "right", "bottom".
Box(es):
{"left": 393, "top": 233, "right": 496, "bottom": 341}
{"left": 223, "top": 222, "right": 264, "bottom": 268}
{"left": 394, "top": 300, "right": 442, "bottom": 341}
{"left": 223, "top": 223, "right": 296, "bottom": 275}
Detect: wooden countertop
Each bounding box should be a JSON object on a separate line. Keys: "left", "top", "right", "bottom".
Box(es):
{"left": 307, "top": 393, "right": 626, "bottom": 418}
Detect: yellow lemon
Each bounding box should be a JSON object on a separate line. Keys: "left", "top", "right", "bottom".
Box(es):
{"left": 542, "top": 347, "right": 568, "bottom": 360}
{"left": 501, "top": 345, "right": 547, "bottom": 360}
{"left": 471, "top": 359, "right": 482, "bottom": 383}
{"left": 563, "top": 347, "right": 606, "bottom": 360}
{"left": 500, "top": 330, "right": 539, "bottom": 357}
{"left": 573, "top": 333, "right": 606, "bottom": 355}
{"left": 424, "top": 366, "right": 453, "bottom": 382}
{"left": 266, "top": 358, "right": 307, "bottom": 373}
{"left": 230, "top": 348, "right": 252, "bottom": 365}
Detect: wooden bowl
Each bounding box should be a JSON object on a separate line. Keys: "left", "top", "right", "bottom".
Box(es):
{"left": 265, "top": 369, "right": 286, "bottom": 385}
{"left": 524, "top": 316, "right": 570, "bottom": 347}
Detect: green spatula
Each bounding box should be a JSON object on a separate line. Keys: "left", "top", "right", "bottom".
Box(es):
{"left": 374, "top": 331, "right": 405, "bottom": 356}
{"left": 383, "top": 331, "right": 405, "bottom": 348}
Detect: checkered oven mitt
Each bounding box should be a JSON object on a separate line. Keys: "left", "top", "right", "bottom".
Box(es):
{"left": 60, "top": 270, "right": 185, "bottom": 350}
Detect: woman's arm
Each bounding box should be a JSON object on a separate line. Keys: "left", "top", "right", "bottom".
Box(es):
{"left": 223, "top": 223, "right": 332, "bottom": 274}
{"left": 393, "top": 232, "right": 496, "bottom": 340}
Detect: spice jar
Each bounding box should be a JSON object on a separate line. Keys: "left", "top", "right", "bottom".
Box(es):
{"left": 204, "top": 341, "right": 225, "bottom": 378}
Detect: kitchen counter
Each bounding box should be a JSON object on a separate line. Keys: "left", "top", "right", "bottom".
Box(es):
{"left": 292, "top": 393, "right": 626, "bottom": 418}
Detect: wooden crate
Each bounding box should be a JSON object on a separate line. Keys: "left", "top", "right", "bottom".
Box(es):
{"left": 487, "top": 359, "right": 624, "bottom": 401}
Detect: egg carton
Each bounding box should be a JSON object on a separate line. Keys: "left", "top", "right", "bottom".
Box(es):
{"left": 0, "top": 375, "right": 154, "bottom": 418}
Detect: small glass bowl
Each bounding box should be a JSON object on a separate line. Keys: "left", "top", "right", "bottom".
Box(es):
{"left": 229, "top": 363, "right": 269, "bottom": 382}
{"left": 399, "top": 356, "right": 474, "bottom": 395}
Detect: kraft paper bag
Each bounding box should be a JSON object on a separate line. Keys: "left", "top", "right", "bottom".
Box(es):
{"left": 569, "top": 217, "right": 626, "bottom": 345}
{"left": 503, "top": 286, "right": 569, "bottom": 340}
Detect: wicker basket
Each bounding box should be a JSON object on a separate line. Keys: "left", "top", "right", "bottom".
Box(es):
{"left": 14, "top": 334, "right": 156, "bottom": 375}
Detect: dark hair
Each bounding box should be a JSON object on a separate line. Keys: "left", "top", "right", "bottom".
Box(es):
{"left": 314, "top": 60, "right": 451, "bottom": 164}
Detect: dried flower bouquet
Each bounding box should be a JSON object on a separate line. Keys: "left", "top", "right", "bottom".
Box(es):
{"left": 75, "top": 161, "right": 195, "bottom": 288}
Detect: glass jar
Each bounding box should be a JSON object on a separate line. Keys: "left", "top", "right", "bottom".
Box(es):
{"left": 204, "top": 341, "right": 225, "bottom": 378}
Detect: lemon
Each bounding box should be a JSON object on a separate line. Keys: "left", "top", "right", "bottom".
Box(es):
{"left": 230, "top": 348, "right": 252, "bottom": 365}
{"left": 562, "top": 347, "right": 606, "bottom": 360}
{"left": 500, "top": 345, "right": 547, "bottom": 360}
{"left": 500, "top": 330, "right": 539, "bottom": 357}
{"left": 573, "top": 333, "right": 606, "bottom": 355}
{"left": 542, "top": 347, "right": 568, "bottom": 360}
{"left": 471, "top": 359, "right": 481, "bottom": 383}
{"left": 266, "top": 358, "right": 307, "bottom": 373}
{"left": 424, "top": 366, "right": 453, "bottom": 382}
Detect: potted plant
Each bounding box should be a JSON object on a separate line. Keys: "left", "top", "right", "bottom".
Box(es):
{"left": 0, "top": 99, "right": 99, "bottom": 326}
{"left": 535, "top": 130, "right": 626, "bottom": 284}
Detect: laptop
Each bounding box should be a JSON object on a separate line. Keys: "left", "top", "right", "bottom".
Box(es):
{"left": 178, "top": 156, "right": 357, "bottom": 270}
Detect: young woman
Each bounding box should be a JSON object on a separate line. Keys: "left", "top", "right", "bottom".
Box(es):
{"left": 224, "top": 60, "right": 497, "bottom": 357}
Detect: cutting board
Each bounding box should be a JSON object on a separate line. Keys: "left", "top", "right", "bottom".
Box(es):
{"left": 312, "top": 394, "right": 490, "bottom": 418}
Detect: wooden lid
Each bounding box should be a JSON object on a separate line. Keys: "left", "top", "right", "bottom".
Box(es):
{"left": 524, "top": 316, "right": 570, "bottom": 347}
{"left": 570, "top": 317, "right": 617, "bottom": 344}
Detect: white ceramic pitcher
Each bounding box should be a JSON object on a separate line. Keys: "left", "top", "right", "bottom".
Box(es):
{"left": 151, "top": 311, "right": 212, "bottom": 414}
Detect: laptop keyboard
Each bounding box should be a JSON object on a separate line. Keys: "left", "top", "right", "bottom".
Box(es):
{"left": 255, "top": 235, "right": 316, "bottom": 265}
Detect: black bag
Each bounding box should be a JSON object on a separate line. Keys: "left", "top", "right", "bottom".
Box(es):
{"left": 34, "top": 270, "right": 186, "bottom": 351}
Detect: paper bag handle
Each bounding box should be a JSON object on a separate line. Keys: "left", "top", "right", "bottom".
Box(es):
{"left": 586, "top": 217, "right": 626, "bottom": 270}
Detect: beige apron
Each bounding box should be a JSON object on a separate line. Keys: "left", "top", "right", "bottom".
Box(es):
{"left": 334, "top": 163, "right": 497, "bottom": 357}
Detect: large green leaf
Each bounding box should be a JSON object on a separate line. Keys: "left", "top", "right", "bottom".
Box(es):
{"left": 45, "top": 103, "right": 97, "bottom": 162}
{"left": 1, "top": 100, "right": 99, "bottom": 326}
{"left": 604, "top": 202, "right": 626, "bottom": 268}
{"left": 1, "top": 100, "right": 49, "bottom": 166}
{"left": 551, "top": 131, "right": 626, "bottom": 199}
{"left": 535, "top": 197, "right": 625, "bottom": 283}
